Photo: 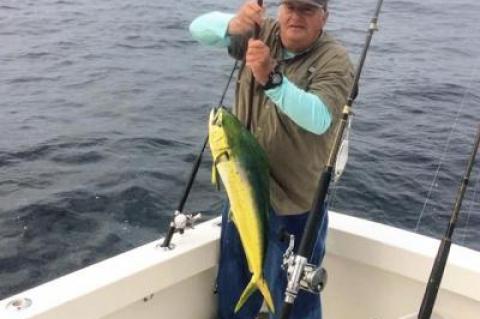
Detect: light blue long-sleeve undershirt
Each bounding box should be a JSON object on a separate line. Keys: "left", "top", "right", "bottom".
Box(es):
{"left": 189, "top": 12, "right": 332, "bottom": 135}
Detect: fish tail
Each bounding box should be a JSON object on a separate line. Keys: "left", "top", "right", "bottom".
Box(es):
{"left": 234, "top": 277, "right": 256, "bottom": 313}
{"left": 234, "top": 276, "right": 275, "bottom": 314}
{"left": 257, "top": 277, "right": 275, "bottom": 314}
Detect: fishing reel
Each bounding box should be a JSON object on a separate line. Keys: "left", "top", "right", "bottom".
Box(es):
{"left": 281, "top": 234, "right": 327, "bottom": 302}
{"left": 172, "top": 210, "right": 202, "bottom": 234}
{"left": 159, "top": 210, "right": 202, "bottom": 250}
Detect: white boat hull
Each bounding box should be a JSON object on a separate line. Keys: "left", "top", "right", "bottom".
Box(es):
{"left": 2, "top": 212, "right": 480, "bottom": 319}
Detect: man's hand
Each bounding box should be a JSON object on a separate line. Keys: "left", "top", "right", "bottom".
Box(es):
{"left": 230, "top": 1, "right": 273, "bottom": 85}
{"left": 246, "top": 39, "right": 275, "bottom": 86}
{"left": 228, "top": 0, "right": 264, "bottom": 35}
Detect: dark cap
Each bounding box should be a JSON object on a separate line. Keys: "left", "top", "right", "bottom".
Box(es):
{"left": 281, "top": 0, "right": 328, "bottom": 8}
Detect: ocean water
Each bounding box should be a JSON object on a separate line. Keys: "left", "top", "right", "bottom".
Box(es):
{"left": 1, "top": 0, "right": 480, "bottom": 299}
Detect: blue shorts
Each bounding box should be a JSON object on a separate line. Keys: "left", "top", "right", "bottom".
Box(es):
{"left": 216, "top": 203, "right": 329, "bottom": 319}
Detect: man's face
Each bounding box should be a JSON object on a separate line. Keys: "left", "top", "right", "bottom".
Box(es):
{"left": 278, "top": 2, "right": 328, "bottom": 53}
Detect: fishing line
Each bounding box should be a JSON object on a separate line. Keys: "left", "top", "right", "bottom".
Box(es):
{"left": 218, "top": 61, "right": 239, "bottom": 108}
{"left": 328, "top": 116, "right": 352, "bottom": 208}
{"left": 329, "top": 180, "right": 342, "bottom": 211}
{"left": 415, "top": 63, "right": 479, "bottom": 232}
{"left": 416, "top": 122, "right": 480, "bottom": 319}
{"left": 329, "top": 180, "right": 341, "bottom": 208}
{"left": 459, "top": 167, "right": 480, "bottom": 246}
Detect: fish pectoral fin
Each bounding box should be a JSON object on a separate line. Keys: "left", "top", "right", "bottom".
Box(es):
{"left": 228, "top": 209, "right": 235, "bottom": 224}
{"left": 211, "top": 163, "right": 220, "bottom": 191}
{"left": 213, "top": 151, "right": 230, "bottom": 166}
{"left": 211, "top": 151, "right": 230, "bottom": 191}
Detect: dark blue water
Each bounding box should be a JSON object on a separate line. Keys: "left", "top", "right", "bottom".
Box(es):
{"left": 1, "top": 0, "right": 479, "bottom": 300}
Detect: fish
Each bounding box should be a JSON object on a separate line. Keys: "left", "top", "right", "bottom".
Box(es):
{"left": 208, "top": 107, "right": 275, "bottom": 314}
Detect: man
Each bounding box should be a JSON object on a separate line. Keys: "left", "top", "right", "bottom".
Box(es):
{"left": 190, "top": 1, "right": 354, "bottom": 318}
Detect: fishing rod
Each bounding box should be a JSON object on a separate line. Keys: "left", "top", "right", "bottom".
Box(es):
{"left": 160, "top": 0, "right": 263, "bottom": 248}
{"left": 246, "top": 0, "right": 263, "bottom": 130}
{"left": 160, "top": 59, "right": 238, "bottom": 248}
{"left": 417, "top": 123, "right": 480, "bottom": 319}
{"left": 279, "top": 0, "right": 384, "bottom": 318}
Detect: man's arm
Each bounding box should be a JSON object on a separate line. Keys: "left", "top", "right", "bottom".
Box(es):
{"left": 190, "top": 1, "right": 263, "bottom": 57}
{"left": 308, "top": 50, "right": 355, "bottom": 124}
{"left": 265, "top": 78, "right": 332, "bottom": 135}
{"left": 189, "top": 12, "right": 234, "bottom": 47}
{"left": 277, "top": 50, "right": 353, "bottom": 135}
{"left": 189, "top": 2, "right": 335, "bottom": 135}
{"left": 190, "top": 18, "right": 333, "bottom": 134}
{"left": 247, "top": 39, "right": 333, "bottom": 135}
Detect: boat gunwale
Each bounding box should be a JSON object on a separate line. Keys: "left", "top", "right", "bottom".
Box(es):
{"left": 1, "top": 212, "right": 480, "bottom": 319}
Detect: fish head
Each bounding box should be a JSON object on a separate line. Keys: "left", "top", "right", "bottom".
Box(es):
{"left": 208, "top": 108, "right": 230, "bottom": 158}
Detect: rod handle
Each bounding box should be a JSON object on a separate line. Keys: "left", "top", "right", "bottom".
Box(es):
{"left": 279, "top": 301, "right": 294, "bottom": 319}
{"left": 254, "top": 0, "right": 263, "bottom": 38}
